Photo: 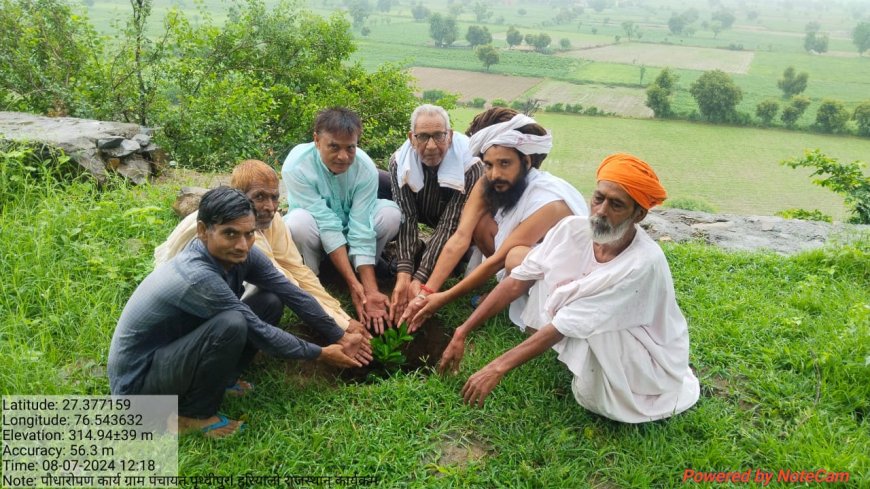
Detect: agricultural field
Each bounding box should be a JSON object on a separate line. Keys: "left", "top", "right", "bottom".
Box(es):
{"left": 522, "top": 80, "right": 653, "bottom": 118}
{"left": 449, "top": 107, "right": 870, "bottom": 220}
{"left": 409, "top": 67, "right": 541, "bottom": 103}
{"left": 558, "top": 43, "right": 756, "bottom": 74}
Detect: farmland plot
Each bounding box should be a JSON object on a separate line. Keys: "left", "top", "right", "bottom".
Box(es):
{"left": 559, "top": 43, "right": 755, "bottom": 74}
{"left": 409, "top": 67, "right": 542, "bottom": 103}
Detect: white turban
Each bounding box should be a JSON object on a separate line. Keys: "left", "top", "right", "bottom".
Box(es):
{"left": 467, "top": 113, "right": 553, "bottom": 157}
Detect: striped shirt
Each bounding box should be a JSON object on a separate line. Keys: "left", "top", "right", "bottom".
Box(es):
{"left": 389, "top": 155, "right": 484, "bottom": 283}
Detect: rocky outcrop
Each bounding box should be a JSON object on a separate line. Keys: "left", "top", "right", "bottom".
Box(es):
{"left": 643, "top": 208, "right": 868, "bottom": 255}
{"left": 0, "top": 111, "right": 167, "bottom": 184}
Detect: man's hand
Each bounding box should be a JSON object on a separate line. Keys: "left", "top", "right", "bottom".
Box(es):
{"left": 346, "top": 319, "right": 372, "bottom": 341}
{"left": 349, "top": 281, "right": 368, "bottom": 325}
{"left": 337, "top": 332, "right": 373, "bottom": 366}
{"left": 389, "top": 273, "right": 412, "bottom": 325}
{"left": 461, "top": 361, "right": 506, "bottom": 408}
{"left": 318, "top": 344, "right": 362, "bottom": 369}
{"left": 437, "top": 336, "right": 466, "bottom": 376}
{"left": 364, "top": 290, "right": 391, "bottom": 335}
{"left": 403, "top": 291, "right": 448, "bottom": 333}
{"left": 409, "top": 279, "right": 423, "bottom": 298}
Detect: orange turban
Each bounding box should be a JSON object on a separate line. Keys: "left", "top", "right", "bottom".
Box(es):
{"left": 596, "top": 153, "right": 667, "bottom": 209}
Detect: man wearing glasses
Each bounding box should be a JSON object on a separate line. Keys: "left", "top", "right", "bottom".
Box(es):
{"left": 387, "top": 104, "right": 483, "bottom": 323}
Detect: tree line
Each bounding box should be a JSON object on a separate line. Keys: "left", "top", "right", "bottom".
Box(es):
{"left": 0, "top": 0, "right": 420, "bottom": 171}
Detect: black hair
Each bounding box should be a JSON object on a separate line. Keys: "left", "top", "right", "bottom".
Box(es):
{"left": 313, "top": 107, "right": 362, "bottom": 138}
{"left": 198, "top": 187, "right": 254, "bottom": 228}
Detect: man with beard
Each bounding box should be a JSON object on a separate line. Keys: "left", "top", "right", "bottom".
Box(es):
{"left": 437, "top": 154, "right": 701, "bottom": 423}
{"left": 154, "top": 160, "right": 370, "bottom": 347}
{"left": 387, "top": 104, "right": 483, "bottom": 323}
{"left": 400, "top": 108, "right": 587, "bottom": 332}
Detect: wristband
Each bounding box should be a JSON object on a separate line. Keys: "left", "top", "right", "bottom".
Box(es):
{"left": 420, "top": 284, "right": 435, "bottom": 294}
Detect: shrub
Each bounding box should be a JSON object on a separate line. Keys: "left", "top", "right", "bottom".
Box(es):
{"left": 491, "top": 98, "right": 508, "bottom": 107}
{"left": 690, "top": 70, "right": 743, "bottom": 123}
{"left": 756, "top": 100, "right": 780, "bottom": 126}
{"left": 814, "top": 99, "right": 850, "bottom": 134}
{"left": 469, "top": 97, "right": 486, "bottom": 108}
{"left": 776, "top": 208, "right": 833, "bottom": 223}
{"left": 545, "top": 103, "right": 565, "bottom": 112}
{"left": 854, "top": 101, "right": 870, "bottom": 137}
{"left": 664, "top": 197, "right": 715, "bottom": 213}
{"left": 780, "top": 96, "right": 811, "bottom": 128}
{"left": 782, "top": 150, "right": 870, "bottom": 224}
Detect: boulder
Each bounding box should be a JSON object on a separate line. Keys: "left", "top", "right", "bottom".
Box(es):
{"left": 0, "top": 111, "right": 166, "bottom": 183}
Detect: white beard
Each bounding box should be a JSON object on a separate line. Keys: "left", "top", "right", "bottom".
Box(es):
{"left": 589, "top": 214, "right": 635, "bottom": 244}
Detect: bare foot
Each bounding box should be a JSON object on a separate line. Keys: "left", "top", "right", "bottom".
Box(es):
{"left": 225, "top": 378, "right": 254, "bottom": 397}
{"left": 176, "top": 414, "right": 245, "bottom": 438}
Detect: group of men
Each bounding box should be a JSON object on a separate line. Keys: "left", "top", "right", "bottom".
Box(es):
{"left": 108, "top": 104, "right": 699, "bottom": 437}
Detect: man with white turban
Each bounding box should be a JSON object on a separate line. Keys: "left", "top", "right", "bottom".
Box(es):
{"left": 438, "top": 153, "right": 701, "bottom": 423}
{"left": 401, "top": 107, "right": 587, "bottom": 331}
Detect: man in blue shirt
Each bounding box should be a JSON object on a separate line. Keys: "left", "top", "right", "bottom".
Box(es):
{"left": 282, "top": 108, "right": 401, "bottom": 334}
{"left": 108, "top": 187, "right": 368, "bottom": 437}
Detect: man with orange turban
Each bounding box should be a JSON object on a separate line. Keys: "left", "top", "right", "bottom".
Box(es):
{"left": 437, "top": 153, "right": 700, "bottom": 423}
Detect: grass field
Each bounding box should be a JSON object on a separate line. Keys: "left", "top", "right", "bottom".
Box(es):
{"left": 449, "top": 108, "right": 870, "bottom": 219}
{"left": 1, "top": 146, "right": 868, "bottom": 487}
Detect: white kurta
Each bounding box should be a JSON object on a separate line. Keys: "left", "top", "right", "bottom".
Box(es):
{"left": 489, "top": 168, "right": 588, "bottom": 325}
{"left": 510, "top": 216, "right": 700, "bottom": 423}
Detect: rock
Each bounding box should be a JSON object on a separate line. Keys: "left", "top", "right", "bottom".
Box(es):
{"left": 172, "top": 186, "right": 209, "bottom": 217}
{"left": 101, "top": 139, "right": 140, "bottom": 158}
{"left": 646, "top": 208, "right": 868, "bottom": 255}
{"left": 132, "top": 133, "right": 151, "bottom": 147}
{"left": 97, "top": 137, "right": 125, "bottom": 149}
{"left": 115, "top": 155, "right": 151, "bottom": 185}
{"left": 0, "top": 111, "right": 166, "bottom": 183}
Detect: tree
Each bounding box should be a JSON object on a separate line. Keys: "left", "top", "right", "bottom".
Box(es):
{"left": 711, "top": 9, "right": 735, "bottom": 29}
{"left": 559, "top": 38, "right": 571, "bottom": 50}
{"left": 755, "top": 99, "right": 779, "bottom": 125}
{"left": 854, "top": 101, "right": 870, "bottom": 136}
{"left": 376, "top": 0, "right": 391, "bottom": 12}
{"left": 588, "top": 0, "right": 611, "bottom": 13}
{"left": 689, "top": 70, "right": 743, "bottom": 122}
{"left": 668, "top": 14, "right": 686, "bottom": 35}
{"left": 347, "top": 0, "right": 371, "bottom": 29}
{"left": 645, "top": 68, "right": 678, "bottom": 118}
{"left": 780, "top": 96, "right": 811, "bottom": 128}
{"left": 815, "top": 99, "right": 849, "bottom": 133}
{"left": 853, "top": 21, "right": 870, "bottom": 55}
{"left": 471, "top": 1, "right": 492, "bottom": 23}
{"left": 531, "top": 33, "right": 551, "bottom": 52}
{"left": 429, "top": 14, "right": 458, "bottom": 47}
{"left": 476, "top": 44, "right": 499, "bottom": 71}
{"left": 777, "top": 66, "right": 808, "bottom": 98}
{"left": 804, "top": 31, "right": 829, "bottom": 53}
{"left": 622, "top": 21, "right": 640, "bottom": 41}
{"left": 506, "top": 26, "right": 523, "bottom": 49}
{"left": 782, "top": 150, "right": 870, "bottom": 224}
{"left": 465, "top": 25, "right": 492, "bottom": 49}
{"left": 411, "top": 3, "right": 430, "bottom": 21}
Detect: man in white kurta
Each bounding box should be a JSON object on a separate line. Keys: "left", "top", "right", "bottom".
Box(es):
{"left": 438, "top": 153, "right": 700, "bottom": 423}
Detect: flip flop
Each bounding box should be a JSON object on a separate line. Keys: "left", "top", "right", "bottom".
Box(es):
{"left": 199, "top": 414, "right": 247, "bottom": 436}
{"left": 470, "top": 295, "right": 483, "bottom": 309}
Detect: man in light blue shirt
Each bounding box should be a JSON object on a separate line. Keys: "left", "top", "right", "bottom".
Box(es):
{"left": 282, "top": 108, "right": 400, "bottom": 333}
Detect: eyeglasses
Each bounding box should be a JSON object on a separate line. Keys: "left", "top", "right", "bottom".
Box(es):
{"left": 413, "top": 132, "right": 449, "bottom": 144}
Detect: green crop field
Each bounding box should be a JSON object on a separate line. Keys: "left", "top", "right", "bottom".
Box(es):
{"left": 449, "top": 107, "right": 870, "bottom": 219}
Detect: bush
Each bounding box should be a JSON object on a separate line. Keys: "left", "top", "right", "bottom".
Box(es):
{"left": 565, "top": 103, "right": 583, "bottom": 113}
{"left": 664, "top": 197, "right": 715, "bottom": 213}
{"left": 814, "top": 99, "right": 850, "bottom": 134}
{"left": 756, "top": 99, "right": 780, "bottom": 126}
{"left": 491, "top": 98, "right": 508, "bottom": 107}
{"left": 855, "top": 101, "right": 870, "bottom": 137}
{"left": 690, "top": 70, "right": 743, "bottom": 123}
{"left": 545, "top": 103, "right": 565, "bottom": 112}
{"left": 782, "top": 149, "right": 870, "bottom": 224}
{"left": 776, "top": 208, "right": 833, "bottom": 223}
{"left": 469, "top": 97, "right": 486, "bottom": 108}
{"left": 780, "top": 96, "right": 811, "bottom": 128}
